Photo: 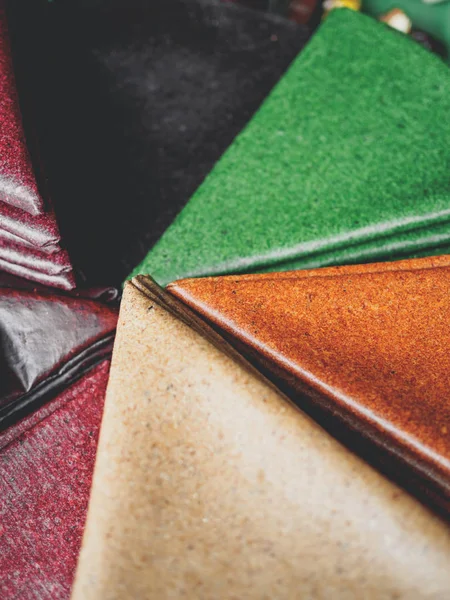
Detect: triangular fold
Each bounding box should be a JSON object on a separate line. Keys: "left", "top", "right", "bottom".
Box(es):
{"left": 168, "top": 255, "right": 450, "bottom": 511}
{"left": 135, "top": 9, "right": 450, "bottom": 285}
{"left": 0, "top": 289, "right": 117, "bottom": 426}
{"left": 72, "top": 277, "right": 450, "bottom": 599}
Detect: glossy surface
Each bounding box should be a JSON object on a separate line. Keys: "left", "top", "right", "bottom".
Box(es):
{"left": 0, "top": 238, "right": 73, "bottom": 275}
{"left": 0, "top": 288, "right": 117, "bottom": 427}
{"left": 0, "top": 361, "right": 109, "bottom": 600}
{"left": 135, "top": 9, "right": 450, "bottom": 285}
{"left": 0, "top": 257, "right": 75, "bottom": 290}
{"left": 73, "top": 278, "right": 450, "bottom": 599}
{"left": 0, "top": 226, "right": 58, "bottom": 251}
{"left": 0, "top": 3, "right": 75, "bottom": 289}
{"left": 0, "top": 194, "right": 75, "bottom": 290}
{"left": 8, "top": 0, "right": 309, "bottom": 287}
{"left": 169, "top": 255, "right": 450, "bottom": 512}
{"left": 0, "top": 0, "right": 44, "bottom": 214}
{"left": 0, "top": 200, "right": 60, "bottom": 247}
{"left": 0, "top": 232, "right": 75, "bottom": 289}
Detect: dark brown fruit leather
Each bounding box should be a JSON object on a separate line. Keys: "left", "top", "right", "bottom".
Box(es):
{"left": 0, "top": 286, "right": 118, "bottom": 428}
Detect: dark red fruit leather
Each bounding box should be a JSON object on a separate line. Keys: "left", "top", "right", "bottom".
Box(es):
{"left": 0, "top": 237, "right": 73, "bottom": 274}
{"left": 0, "top": 270, "right": 120, "bottom": 302}
{"left": 0, "top": 361, "right": 109, "bottom": 600}
{"left": 0, "top": 200, "right": 60, "bottom": 248}
{"left": 0, "top": 225, "right": 59, "bottom": 252}
{"left": 0, "top": 257, "right": 75, "bottom": 289}
{"left": 7, "top": 0, "right": 309, "bottom": 287}
{"left": 0, "top": 0, "right": 44, "bottom": 215}
{"left": 0, "top": 287, "right": 117, "bottom": 427}
{"left": 0, "top": 1, "right": 76, "bottom": 289}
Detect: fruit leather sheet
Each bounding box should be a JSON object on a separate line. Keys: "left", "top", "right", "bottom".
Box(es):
{"left": 0, "top": 361, "right": 110, "bottom": 600}
{"left": 0, "top": 286, "right": 117, "bottom": 428}
{"left": 7, "top": 0, "right": 309, "bottom": 286}
{"left": 134, "top": 9, "right": 450, "bottom": 285}
{"left": 72, "top": 277, "right": 450, "bottom": 599}
{"left": 169, "top": 254, "right": 450, "bottom": 514}
{"left": 0, "top": 1, "right": 75, "bottom": 289}
{"left": 0, "top": 0, "right": 43, "bottom": 214}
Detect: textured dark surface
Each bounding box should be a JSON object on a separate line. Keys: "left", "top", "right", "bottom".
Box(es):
{"left": 169, "top": 255, "right": 450, "bottom": 514}
{"left": 0, "top": 287, "right": 117, "bottom": 427}
{"left": 0, "top": 361, "right": 109, "bottom": 600}
{"left": 6, "top": 0, "right": 309, "bottom": 286}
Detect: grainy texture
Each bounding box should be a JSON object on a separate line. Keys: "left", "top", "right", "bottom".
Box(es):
{"left": 0, "top": 0, "right": 44, "bottom": 214}
{"left": 73, "top": 280, "right": 450, "bottom": 600}
{"left": 0, "top": 238, "right": 73, "bottom": 275}
{"left": 0, "top": 288, "right": 117, "bottom": 426}
{"left": 0, "top": 200, "right": 60, "bottom": 248}
{"left": 135, "top": 9, "right": 450, "bottom": 285}
{"left": 0, "top": 1, "right": 76, "bottom": 288}
{"left": 9, "top": 0, "right": 309, "bottom": 286}
{"left": 0, "top": 257, "right": 75, "bottom": 289}
{"left": 0, "top": 201, "right": 75, "bottom": 289}
{"left": 169, "top": 255, "right": 450, "bottom": 512}
{"left": 0, "top": 361, "right": 109, "bottom": 600}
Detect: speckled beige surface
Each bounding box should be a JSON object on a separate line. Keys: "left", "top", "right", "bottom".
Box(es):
{"left": 72, "top": 277, "right": 450, "bottom": 600}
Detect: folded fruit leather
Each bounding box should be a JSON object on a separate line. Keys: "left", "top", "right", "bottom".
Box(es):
{"left": 0, "top": 1, "right": 43, "bottom": 214}
{"left": 0, "top": 233, "right": 76, "bottom": 289}
{"left": 0, "top": 226, "right": 59, "bottom": 251}
{"left": 0, "top": 239, "right": 72, "bottom": 275}
{"left": 0, "top": 201, "right": 60, "bottom": 247}
{"left": 0, "top": 259, "right": 75, "bottom": 289}
{"left": 0, "top": 270, "right": 120, "bottom": 302}
{"left": 0, "top": 202, "right": 76, "bottom": 286}
{"left": 7, "top": 0, "right": 310, "bottom": 287}
{"left": 0, "top": 225, "right": 75, "bottom": 289}
{"left": 265, "top": 217, "right": 450, "bottom": 271}
{"left": 133, "top": 9, "right": 450, "bottom": 286}
{"left": 72, "top": 277, "right": 450, "bottom": 599}
{"left": 0, "top": 361, "right": 109, "bottom": 600}
{"left": 169, "top": 254, "right": 450, "bottom": 514}
{"left": 0, "top": 1, "right": 75, "bottom": 289}
{"left": 0, "top": 286, "right": 117, "bottom": 428}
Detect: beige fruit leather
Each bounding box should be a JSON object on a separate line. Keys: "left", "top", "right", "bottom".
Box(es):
{"left": 72, "top": 276, "right": 450, "bottom": 600}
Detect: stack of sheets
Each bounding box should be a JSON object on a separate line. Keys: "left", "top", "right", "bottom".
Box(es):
{"left": 0, "top": 2, "right": 75, "bottom": 289}
{"left": 0, "top": 283, "right": 118, "bottom": 427}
